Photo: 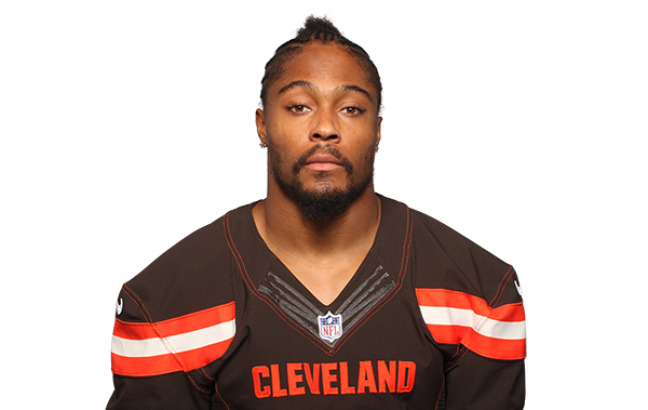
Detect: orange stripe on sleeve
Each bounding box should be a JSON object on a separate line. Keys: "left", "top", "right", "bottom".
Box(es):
{"left": 111, "top": 302, "right": 236, "bottom": 377}
{"left": 416, "top": 289, "right": 526, "bottom": 360}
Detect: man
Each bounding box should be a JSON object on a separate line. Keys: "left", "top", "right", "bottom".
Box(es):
{"left": 107, "top": 16, "right": 526, "bottom": 409}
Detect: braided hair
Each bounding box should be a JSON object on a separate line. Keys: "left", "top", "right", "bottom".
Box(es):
{"left": 260, "top": 16, "right": 382, "bottom": 111}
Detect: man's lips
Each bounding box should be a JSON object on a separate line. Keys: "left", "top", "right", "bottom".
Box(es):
{"left": 303, "top": 154, "right": 343, "bottom": 172}
{"left": 305, "top": 163, "right": 342, "bottom": 172}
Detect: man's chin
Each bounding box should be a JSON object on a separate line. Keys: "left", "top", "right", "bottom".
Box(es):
{"left": 293, "top": 187, "right": 358, "bottom": 223}
{"left": 275, "top": 175, "right": 371, "bottom": 223}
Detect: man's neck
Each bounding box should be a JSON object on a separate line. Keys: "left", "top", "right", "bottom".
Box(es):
{"left": 252, "top": 184, "right": 381, "bottom": 263}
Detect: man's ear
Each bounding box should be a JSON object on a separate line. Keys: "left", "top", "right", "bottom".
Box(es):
{"left": 376, "top": 116, "right": 382, "bottom": 147}
{"left": 256, "top": 108, "right": 267, "bottom": 145}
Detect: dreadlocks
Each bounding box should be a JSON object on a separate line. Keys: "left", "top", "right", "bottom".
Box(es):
{"left": 260, "top": 16, "right": 382, "bottom": 111}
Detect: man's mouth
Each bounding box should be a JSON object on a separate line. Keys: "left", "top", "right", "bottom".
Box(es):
{"left": 304, "top": 154, "right": 343, "bottom": 172}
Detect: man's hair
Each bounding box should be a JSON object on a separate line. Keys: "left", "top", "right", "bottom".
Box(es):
{"left": 260, "top": 16, "right": 382, "bottom": 110}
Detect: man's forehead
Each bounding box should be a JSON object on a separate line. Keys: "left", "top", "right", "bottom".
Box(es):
{"left": 269, "top": 43, "right": 378, "bottom": 100}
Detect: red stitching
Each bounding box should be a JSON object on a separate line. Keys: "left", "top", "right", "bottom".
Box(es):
{"left": 490, "top": 265, "right": 515, "bottom": 307}
{"left": 213, "top": 381, "right": 231, "bottom": 410}
{"left": 186, "top": 372, "right": 211, "bottom": 395}
{"left": 448, "top": 344, "right": 462, "bottom": 361}
{"left": 199, "top": 366, "right": 215, "bottom": 382}
{"left": 434, "top": 377, "right": 445, "bottom": 410}
{"left": 451, "top": 347, "right": 469, "bottom": 367}
{"left": 122, "top": 283, "right": 152, "bottom": 323}
{"left": 121, "top": 284, "right": 204, "bottom": 388}
{"left": 223, "top": 212, "right": 256, "bottom": 292}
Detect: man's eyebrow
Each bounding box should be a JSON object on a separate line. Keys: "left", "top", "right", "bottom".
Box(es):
{"left": 335, "top": 84, "right": 373, "bottom": 102}
{"left": 278, "top": 80, "right": 315, "bottom": 95}
{"left": 277, "top": 81, "right": 373, "bottom": 102}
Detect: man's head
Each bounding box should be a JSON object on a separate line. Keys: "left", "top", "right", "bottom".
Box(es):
{"left": 256, "top": 17, "right": 382, "bottom": 223}
{"left": 260, "top": 16, "right": 382, "bottom": 112}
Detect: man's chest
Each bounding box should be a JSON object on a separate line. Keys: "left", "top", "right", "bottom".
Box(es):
{"left": 214, "top": 199, "right": 447, "bottom": 408}
{"left": 214, "top": 274, "right": 445, "bottom": 409}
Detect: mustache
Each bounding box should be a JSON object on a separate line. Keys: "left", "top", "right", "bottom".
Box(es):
{"left": 292, "top": 145, "right": 354, "bottom": 175}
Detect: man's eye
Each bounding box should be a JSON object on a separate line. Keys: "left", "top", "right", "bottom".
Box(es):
{"left": 289, "top": 105, "right": 308, "bottom": 113}
{"left": 343, "top": 106, "right": 363, "bottom": 115}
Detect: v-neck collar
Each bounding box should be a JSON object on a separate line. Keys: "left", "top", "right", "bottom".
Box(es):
{"left": 223, "top": 194, "right": 413, "bottom": 354}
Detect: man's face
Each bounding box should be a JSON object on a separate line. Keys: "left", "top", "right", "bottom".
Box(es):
{"left": 256, "top": 43, "right": 382, "bottom": 221}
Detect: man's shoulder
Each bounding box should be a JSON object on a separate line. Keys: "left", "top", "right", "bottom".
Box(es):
{"left": 381, "top": 195, "right": 502, "bottom": 259}
{"left": 388, "top": 198, "right": 518, "bottom": 307}
{"left": 121, "top": 202, "right": 255, "bottom": 321}
{"left": 407, "top": 203, "right": 506, "bottom": 261}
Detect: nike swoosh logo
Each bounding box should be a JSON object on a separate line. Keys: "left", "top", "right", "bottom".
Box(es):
{"left": 116, "top": 298, "right": 123, "bottom": 315}
{"left": 514, "top": 280, "right": 523, "bottom": 298}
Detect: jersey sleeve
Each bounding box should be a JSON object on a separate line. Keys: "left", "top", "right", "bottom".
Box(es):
{"left": 412, "top": 210, "right": 526, "bottom": 409}
{"left": 106, "top": 219, "right": 237, "bottom": 410}
{"left": 107, "top": 285, "right": 236, "bottom": 410}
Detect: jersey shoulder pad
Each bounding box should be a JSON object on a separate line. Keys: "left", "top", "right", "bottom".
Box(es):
{"left": 410, "top": 209, "right": 519, "bottom": 304}
{"left": 118, "top": 216, "right": 233, "bottom": 322}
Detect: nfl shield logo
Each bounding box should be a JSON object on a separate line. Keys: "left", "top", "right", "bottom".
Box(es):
{"left": 318, "top": 311, "right": 343, "bottom": 342}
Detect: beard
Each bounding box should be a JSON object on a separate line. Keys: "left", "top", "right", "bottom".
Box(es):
{"left": 269, "top": 144, "right": 374, "bottom": 223}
